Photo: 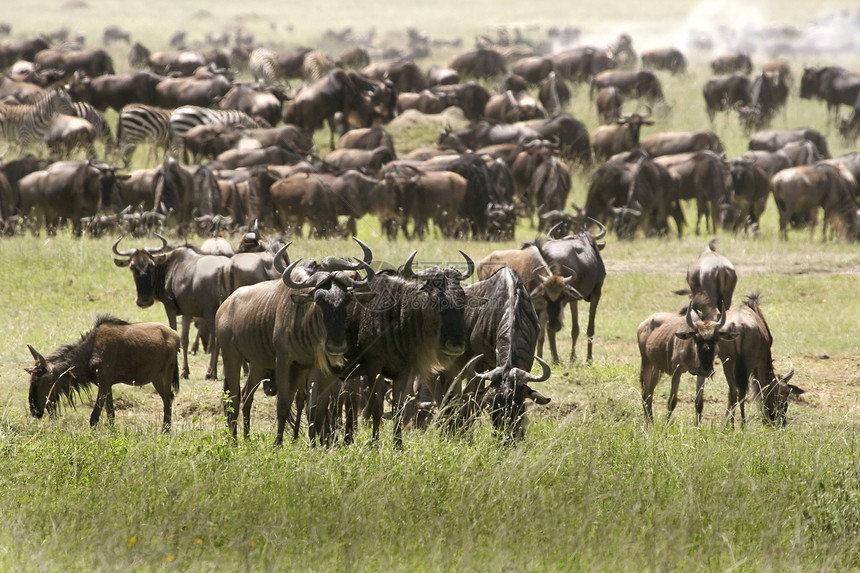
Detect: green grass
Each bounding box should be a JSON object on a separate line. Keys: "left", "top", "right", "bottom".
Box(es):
{"left": 2, "top": 1, "right": 860, "bottom": 570}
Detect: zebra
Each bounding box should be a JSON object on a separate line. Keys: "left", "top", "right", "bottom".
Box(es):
{"left": 302, "top": 50, "right": 336, "bottom": 82}
{"left": 248, "top": 47, "right": 281, "bottom": 86}
{"left": 116, "top": 103, "right": 173, "bottom": 166}
{"left": 71, "top": 102, "right": 115, "bottom": 155}
{"left": 0, "top": 88, "right": 75, "bottom": 156}
{"left": 169, "top": 105, "right": 259, "bottom": 160}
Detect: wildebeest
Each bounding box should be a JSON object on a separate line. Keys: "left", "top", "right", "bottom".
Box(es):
{"left": 702, "top": 73, "right": 751, "bottom": 124}
{"left": 639, "top": 129, "right": 724, "bottom": 158}
{"left": 35, "top": 48, "right": 115, "bottom": 79}
{"left": 637, "top": 303, "right": 737, "bottom": 424}
{"left": 66, "top": 71, "right": 164, "bottom": 112}
{"left": 26, "top": 315, "right": 179, "bottom": 431}
{"left": 113, "top": 234, "right": 235, "bottom": 380}
{"left": 640, "top": 47, "right": 687, "bottom": 75}
{"left": 653, "top": 151, "right": 728, "bottom": 235}
{"left": 590, "top": 70, "right": 666, "bottom": 107}
{"left": 449, "top": 48, "right": 507, "bottom": 80}
{"left": 552, "top": 46, "right": 616, "bottom": 84}
{"left": 17, "top": 159, "right": 118, "bottom": 236}
{"left": 590, "top": 110, "right": 654, "bottom": 162}
{"left": 44, "top": 114, "right": 98, "bottom": 159}
{"left": 717, "top": 294, "right": 803, "bottom": 426}
{"left": 523, "top": 221, "right": 606, "bottom": 361}
{"left": 710, "top": 52, "right": 752, "bottom": 75}
{"left": 738, "top": 71, "right": 790, "bottom": 133}
{"left": 748, "top": 127, "right": 830, "bottom": 158}
{"left": 441, "top": 267, "right": 552, "bottom": 440}
{"left": 771, "top": 163, "right": 860, "bottom": 240}
{"left": 595, "top": 86, "right": 623, "bottom": 125}
{"left": 477, "top": 245, "right": 582, "bottom": 364}
{"left": 218, "top": 83, "right": 286, "bottom": 128}
{"left": 217, "top": 240, "right": 375, "bottom": 442}
{"left": 800, "top": 66, "right": 860, "bottom": 125}
{"left": 537, "top": 71, "right": 571, "bottom": 116}
{"left": 673, "top": 239, "right": 737, "bottom": 320}
{"left": 722, "top": 157, "right": 771, "bottom": 234}
{"left": 342, "top": 251, "right": 478, "bottom": 447}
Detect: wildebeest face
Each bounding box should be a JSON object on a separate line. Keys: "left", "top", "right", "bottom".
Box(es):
{"left": 25, "top": 347, "right": 62, "bottom": 418}
{"left": 675, "top": 308, "right": 737, "bottom": 377}
{"left": 126, "top": 252, "right": 158, "bottom": 308}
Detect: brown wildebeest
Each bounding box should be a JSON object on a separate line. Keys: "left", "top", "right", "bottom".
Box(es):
{"left": 26, "top": 316, "right": 180, "bottom": 431}
{"left": 637, "top": 303, "right": 737, "bottom": 424}
{"left": 673, "top": 239, "right": 737, "bottom": 319}
{"left": 772, "top": 163, "right": 860, "bottom": 240}
{"left": 718, "top": 294, "right": 803, "bottom": 426}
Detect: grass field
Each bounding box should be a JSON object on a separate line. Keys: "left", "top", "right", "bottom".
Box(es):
{"left": 2, "top": 1, "right": 860, "bottom": 571}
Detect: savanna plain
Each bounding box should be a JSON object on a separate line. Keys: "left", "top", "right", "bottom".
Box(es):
{"left": 2, "top": 0, "right": 860, "bottom": 571}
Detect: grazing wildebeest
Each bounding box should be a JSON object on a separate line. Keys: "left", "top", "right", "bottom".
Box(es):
{"left": 113, "top": 234, "right": 233, "bottom": 380}
{"left": 590, "top": 70, "right": 666, "bottom": 108}
{"left": 639, "top": 129, "right": 724, "bottom": 158}
{"left": 710, "top": 52, "right": 752, "bottom": 75}
{"left": 771, "top": 163, "right": 860, "bottom": 240}
{"left": 748, "top": 127, "right": 830, "bottom": 159}
{"left": 640, "top": 47, "right": 687, "bottom": 75}
{"left": 738, "top": 71, "right": 790, "bottom": 133}
{"left": 637, "top": 303, "right": 737, "bottom": 424}
{"left": 477, "top": 245, "right": 582, "bottom": 364}
{"left": 217, "top": 240, "right": 375, "bottom": 442}
{"left": 653, "top": 151, "right": 728, "bottom": 235}
{"left": 702, "top": 73, "right": 751, "bottom": 124}
{"left": 26, "top": 315, "right": 179, "bottom": 431}
{"left": 673, "top": 239, "right": 737, "bottom": 320}
{"left": 524, "top": 220, "right": 606, "bottom": 361}
{"left": 717, "top": 294, "right": 803, "bottom": 426}
{"left": 440, "top": 267, "right": 552, "bottom": 440}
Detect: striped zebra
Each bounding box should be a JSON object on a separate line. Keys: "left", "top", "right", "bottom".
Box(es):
{"left": 0, "top": 88, "right": 75, "bottom": 156}
{"left": 169, "top": 106, "right": 259, "bottom": 163}
{"left": 71, "top": 102, "right": 115, "bottom": 155}
{"left": 116, "top": 103, "right": 173, "bottom": 166}
{"left": 302, "top": 50, "right": 336, "bottom": 82}
{"left": 248, "top": 47, "right": 281, "bottom": 86}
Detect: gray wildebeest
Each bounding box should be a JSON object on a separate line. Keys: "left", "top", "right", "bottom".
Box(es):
{"left": 640, "top": 47, "right": 687, "bottom": 75}
{"left": 216, "top": 239, "right": 375, "bottom": 443}
{"left": 477, "top": 245, "right": 582, "bottom": 365}
{"left": 523, "top": 220, "right": 606, "bottom": 362}
{"left": 717, "top": 294, "right": 803, "bottom": 426}
{"left": 637, "top": 303, "right": 737, "bottom": 424}
{"left": 442, "top": 267, "right": 552, "bottom": 441}
{"left": 113, "top": 234, "right": 235, "bottom": 380}
{"left": 702, "top": 73, "right": 751, "bottom": 124}
{"left": 590, "top": 109, "right": 654, "bottom": 162}
{"left": 723, "top": 158, "right": 771, "bottom": 235}
{"left": 652, "top": 151, "right": 728, "bottom": 235}
{"left": 673, "top": 239, "right": 737, "bottom": 320}
{"left": 26, "top": 315, "right": 179, "bottom": 431}
{"left": 771, "top": 163, "right": 860, "bottom": 240}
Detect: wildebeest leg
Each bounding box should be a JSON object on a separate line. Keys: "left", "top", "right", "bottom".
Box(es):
{"left": 240, "top": 364, "right": 268, "bottom": 438}
{"left": 90, "top": 383, "right": 113, "bottom": 427}
{"left": 273, "top": 357, "right": 292, "bottom": 447}
{"left": 536, "top": 314, "right": 548, "bottom": 360}
{"left": 293, "top": 380, "right": 307, "bottom": 441}
{"left": 667, "top": 366, "right": 683, "bottom": 423}
{"left": 695, "top": 374, "right": 706, "bottom": 425}
{"left": 205, "top": 314, "right": 219, "bottom": 380}
{"left": 569, "top": 300, "right": 581, "bottom": 362}
{"left": 390, "top": 373, "right": 412, "bottom": 449}
{"left": 308, "top": 368, "right": 338, "bottom": 447}
{"left": 640, "top": 361, "right": 660, "bottom": 424}
{"left": 179, "top": 315, "right": 191, "bottom": 379}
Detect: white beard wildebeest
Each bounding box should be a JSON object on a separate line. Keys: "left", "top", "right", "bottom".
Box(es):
{"left": 26, "top": 315, "right": 179, "bottom": 432}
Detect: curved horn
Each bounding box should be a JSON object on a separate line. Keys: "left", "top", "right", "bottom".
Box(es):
{"left": 112, "top": 235, "right": 134, "bottom": 257}
{"left": 464, "top": 354, "right": 505, "bottom": 382}
{"left": 686, "top": 301, "right": 697, "bottom": 330}
{"left": 588, "top": 217, "right": 607, "bottom": 240}
{"left": 282, "top": 258, "right": 318, "bottom": 289}
{"left": 780, "top": 360, "right": 795, "bottom": 384}
{"left": 27, "top": 344, "right": 48, "bottom": 371}
{"left": 401, "top": 250, "right": 418, "bottom": 278}
{"left": 548, "top": 222, "right": 565, "bottom": 239}
{"left": 716, "top": 302, "right": 727, "bottom": 329}
{"left": 333, "top": 259, "right": 375, "bottom": 287}
{"left": 272, "top": 241, "right": 292, "bottom": 274}
{"left": 453, "top": 250, "right": 475, "bottom": 281}
{"left": 518, "top": 356, "right": 552, "bottom": 383}
{"left": 353, "top": 236, "right": 373, "bottom": 264}
{"left": 144, "top": 233, "right": 169, "bottom": 254}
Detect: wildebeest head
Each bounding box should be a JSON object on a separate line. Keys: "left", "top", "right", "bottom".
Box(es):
{"left": 401, "top": 250, "right": 481, "bottom": 358}
{"left": 760, "top": 361, "right": 802, "bottom": 426}
{"left": 25, "top": 344, "right": 85, "bottom": 419}
{"left": 530, "top": 271, "right": 583, "bottom": 333}
{"left": 675, "top": 303, "right": 736, "bottom": 377}
{"left": 467, "top": 354, "right": 551, "bottom": 440}
{"left": 281, "top": 238, "right": 376, "bottom": 357}
{"left": 112, "top": 233, "right": 170, "bottom": 308}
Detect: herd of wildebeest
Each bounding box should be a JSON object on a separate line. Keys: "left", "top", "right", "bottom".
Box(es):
{"left": 5, "top": 14, "right": 858, "bottom": 444}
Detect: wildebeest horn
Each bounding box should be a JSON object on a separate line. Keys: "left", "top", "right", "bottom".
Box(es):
{"left": 282, "top": 258, "right": 318, "bottom": 289}
{"left": 112, "top": 235, "right": 134, "bottom": 257}
{"left": 27, "top": 344, "right": 47, "bottom": 371}
{"left": 145, "top": 233, "right": 169, "bottom": 254}
{"left": 272, "top": 241, "right": 293, "bottom": 274}
{"left": 332, "top": 259, "right": 375, "bottom": 287}
{"left": 353, "top": 236, "right": 373, "bottom": 264}
{"left": 401, "top": 250, "right": 419, "bottom": 278}
{"left": 781, "top": 360, "right": 795, "bottom": 384}
{"left": 589, "top": 217, "right": 607, "bottom": 240}
{"left": 685, "top": 301, "right": 697, "bottom": 330}
{"left": 716, "top": 303, "right": 727, "bottom": 329}
{"left": 548, "top": 222, "right": 565, "bottom": 239}
{"left": 514, "top": 356, "right": 552, "bottom": 383}
{"left": 452, "top": 250, "right": 475, "bottom": 280}
{"left": 464, "top": 354, "right": 504, "bottom": 381}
